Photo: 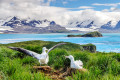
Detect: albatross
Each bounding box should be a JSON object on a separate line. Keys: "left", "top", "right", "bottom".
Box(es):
{"left": 8, "top": 43, "right": 66, "bottom": 65}
{"left": 65, "top": 55, "right": 83, "bottom": 69}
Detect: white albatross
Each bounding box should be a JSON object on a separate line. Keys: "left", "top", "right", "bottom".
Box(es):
{"left": 8, "top": 43, "right": 66, "bottom": 65}
{"left": 65, "top": 55, "right": 83, "bottom": 69}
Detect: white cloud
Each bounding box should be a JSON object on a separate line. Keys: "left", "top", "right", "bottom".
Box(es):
{"left": 93, "top": 3, "right": 120, "bottom": 12}
{"left": 110, "top": 7, "right": 120, "bottom": 12}
{"left": 0, "top": 0, "right": 55, "bottom": 7}
{"left": 0, "top": 0, "right": 64, "bottom": 19}
{"left": 0, "top": 0, "right": 120, "bottom": 28}
{"left": 65, "top": 6, "right": 94, "bottom": 10}
{"left": 102, "top": 9, "right": 109, "bottom": 12}
{"left": 78, "top": 6, "right": 94, "bottom": 9}
{"left": 63, "top": 1, "right": 68, "bottom": 5}
{"left": 93, "top": 3, "right": 120, "bottom": 7}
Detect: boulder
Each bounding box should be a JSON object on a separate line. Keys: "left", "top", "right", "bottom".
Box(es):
{"left": 82, "top": 44, "right": 96, "bottom": 53}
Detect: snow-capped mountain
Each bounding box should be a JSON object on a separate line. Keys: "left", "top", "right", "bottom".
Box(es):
{"left": 0, "top": 17, "right": 14, "bottom": 32}
{"left": 66, "top": 19, "right": 120, "bottom": 32}
{"left": 114, "top": 21, "right": 120, "bottom": 30}
{"left": 2, "top": 16, "right": 52, "bottom": 28}
{"left": 0, "top": 16, "right": 68, "bottom": 33}
{"left": 101, "top": 21, "right": 114, "bottom": 30}
{"left": 68, "top": 20, "right": 95, "bottom": 28}
{"left": 65, "top": 20, "right": 99, "bottom": 32}
{"left": 100, "top": 21, "right": 120, "bottom": 30}
{"left": 0, "top": 16, "right": 120, "bottom": 33}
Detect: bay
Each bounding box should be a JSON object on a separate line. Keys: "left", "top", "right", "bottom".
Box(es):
{"left": 0, "top": 33, "right": 120, "bottom": 53}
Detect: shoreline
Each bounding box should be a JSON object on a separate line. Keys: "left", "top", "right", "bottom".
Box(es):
{"left": 0, "top": 33, "right": 120, "bottom": 53}
{"left": 1, "top": 32, "right": 120, "bottom": 34}
{"left": 0, "top": 40, "right": 119, "bottom": 53}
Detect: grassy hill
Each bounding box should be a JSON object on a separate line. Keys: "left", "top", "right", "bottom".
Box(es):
{"left": 0, "top": 40, "right": 120, "bottom": 80}
{"left": 67, "top": 31, "right": 103, "bottom": 37}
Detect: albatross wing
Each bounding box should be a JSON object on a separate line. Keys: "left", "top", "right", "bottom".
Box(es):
{"left": 75, "top": 60, "right": 83, "bottom": 67}
{"left": 47, "top": 43, "right": 66, "bottom": 54}
{"left": 8, "top": 47, "right": 40, "bottom": 59}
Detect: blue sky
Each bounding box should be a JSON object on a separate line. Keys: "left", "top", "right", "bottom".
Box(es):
{"left": 50, "top": 0, "right": 120, "bottom": 11}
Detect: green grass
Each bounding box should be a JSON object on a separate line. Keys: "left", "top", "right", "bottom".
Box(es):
{"left": 0, "top": 40, "right": 120, "bottom": 80}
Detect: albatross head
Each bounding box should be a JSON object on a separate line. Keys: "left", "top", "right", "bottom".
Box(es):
{"left": 65, "top": 55, "right": 74, "bottom": 60}
{"left": 42, "top": 47, "right": 48, "bottom": 51}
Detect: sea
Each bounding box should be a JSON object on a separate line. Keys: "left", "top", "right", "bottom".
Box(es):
{"left": 0, "top": 33, "right": 120, "bottom": 53}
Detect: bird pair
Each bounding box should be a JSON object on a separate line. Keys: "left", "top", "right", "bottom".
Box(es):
{"left": 8, "top": 43, "right": 83, "bottom": 69}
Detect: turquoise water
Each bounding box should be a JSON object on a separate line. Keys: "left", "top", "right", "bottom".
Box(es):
{"left": 0, "top": 33, "right": 120, "bottom": 53}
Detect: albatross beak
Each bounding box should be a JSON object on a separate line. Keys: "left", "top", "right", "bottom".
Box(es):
{"left": 65, "top": 56, "right": 69, "bottom": 58}
{"left": 45, "top": 49, "right": 48, "bottom": 51}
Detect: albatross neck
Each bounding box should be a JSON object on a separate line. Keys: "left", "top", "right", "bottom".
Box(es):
{"left": 70, "top": 57, "right": 74, "bottom": 62}
{"left": 42, "top": 49, "right": 47, "bottom": 53}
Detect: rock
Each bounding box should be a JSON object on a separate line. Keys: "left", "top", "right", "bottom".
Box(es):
{"left": 67, "top": 31, "right": 103, "bottom": 37}
{"left": 82, "top": 44, "right": 96, "bottom": 53}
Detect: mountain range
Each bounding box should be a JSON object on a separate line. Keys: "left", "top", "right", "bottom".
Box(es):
{"left": 0, "top": 16, "right": 68, "bottom": 33}
{"left": 0, "top": 16, "right": 120, "bottom": 33}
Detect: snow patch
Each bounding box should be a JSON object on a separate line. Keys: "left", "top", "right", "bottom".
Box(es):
{"left": 66, "top": 28, "right": 99, "bottom": 32}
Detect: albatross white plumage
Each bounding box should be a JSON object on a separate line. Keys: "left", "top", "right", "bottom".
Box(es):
{"left": 8, "top": 43, "right": 66, "bottom": 65}
{"left": 65, "top": 55, "right": 83, "bottom": 69}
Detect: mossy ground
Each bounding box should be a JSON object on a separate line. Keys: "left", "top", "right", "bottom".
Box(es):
{"left": 0, "top": 40, "right": 120, "bottom": 80}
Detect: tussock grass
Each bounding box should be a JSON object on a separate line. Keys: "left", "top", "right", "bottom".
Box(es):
{"left": 0, "top": 40, "right": 120, "bottom": 80}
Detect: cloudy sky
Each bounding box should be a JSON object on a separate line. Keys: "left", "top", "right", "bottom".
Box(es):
{"left": 1, "top": 0, "right": 120, "bottom": 26}
{"left": 51, "top": 0, "right": 120, "bottom": 11}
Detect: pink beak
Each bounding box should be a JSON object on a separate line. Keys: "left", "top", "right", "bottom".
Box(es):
{"left": 65, "top": 56, "right": 69, "bottom": 58}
